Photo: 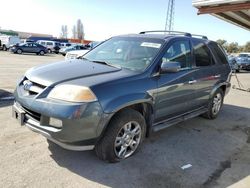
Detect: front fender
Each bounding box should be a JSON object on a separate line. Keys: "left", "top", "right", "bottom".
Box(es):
{"left": 103, "top": 93, "right": 154, "bottom": 114}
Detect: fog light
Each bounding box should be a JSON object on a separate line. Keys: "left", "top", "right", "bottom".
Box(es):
{"left": 49, "top": 118, "right": 62, "bottom": 128}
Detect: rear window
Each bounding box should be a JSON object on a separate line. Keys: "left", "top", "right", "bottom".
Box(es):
{"left": 208, "top": 42, "right": 228, "bottom": 64}
{"left": 193, "top": 40, "right": 211, "bottom": 67}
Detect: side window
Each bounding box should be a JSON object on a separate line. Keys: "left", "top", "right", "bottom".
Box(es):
{"left": 193, "top": 41, "right": 211, "bottom": 67}
{"left": 162, "top": 40, "right": 191, "bottom": 68}
{"left": 208, "top": 42, "right": 228, "bottom": 64}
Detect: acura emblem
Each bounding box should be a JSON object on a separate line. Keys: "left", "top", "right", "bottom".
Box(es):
{"left": 23, "top": 80, "right": 33, "bottom": 91}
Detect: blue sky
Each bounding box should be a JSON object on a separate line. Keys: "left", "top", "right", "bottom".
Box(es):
{"left": 0, "top": 0, "right": 249, "bottom": 44}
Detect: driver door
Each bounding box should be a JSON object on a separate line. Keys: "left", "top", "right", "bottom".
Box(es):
{"left": 154, "top": 39, "right": 197, "bottom": 123}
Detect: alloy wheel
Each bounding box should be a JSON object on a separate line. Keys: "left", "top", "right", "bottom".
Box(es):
{"left": 114, "top": 121, "right": 142, "bottom": 159}
{"left": 212, "top": 93, "right": 222, "bottom": 115}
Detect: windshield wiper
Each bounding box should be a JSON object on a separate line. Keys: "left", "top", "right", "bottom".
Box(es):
{"left": 77, "top": 56, "right": 89, "bottom": 60}
{"left": 92, "top": 60, "right": 121, "bottom": 69}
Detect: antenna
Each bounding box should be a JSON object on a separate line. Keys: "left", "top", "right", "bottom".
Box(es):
{"left": 165, "top": 0, "right": 175, "bottom": 33}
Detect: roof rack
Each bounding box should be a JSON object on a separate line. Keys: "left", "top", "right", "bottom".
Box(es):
{"left": 191, "top": 34, "right": 208, "bottom": 40}
{"left": 139, "top": 30, "right": 191, "bottom": 37}
{"left": 139, "top": 30, "right": 208, "bottom": 39}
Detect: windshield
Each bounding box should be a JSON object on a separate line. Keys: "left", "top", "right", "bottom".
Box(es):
{"left": 84, "top": 37, "right": 164, "bottom": 72}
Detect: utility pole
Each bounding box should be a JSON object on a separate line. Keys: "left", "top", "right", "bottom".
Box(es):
{"left": 165, "top": 0, "right": 175, "bottom": 32}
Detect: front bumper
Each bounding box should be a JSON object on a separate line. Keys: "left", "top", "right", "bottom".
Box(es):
{"left": 13, "top": 85, "right": 108, "bottom": 150}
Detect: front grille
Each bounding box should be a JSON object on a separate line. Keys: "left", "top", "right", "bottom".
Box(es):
{"left": 21, "top": 78, "right": 46, "bottom": 96}
{"left": 22, "top": 106, "right": 41, "bottom": 121}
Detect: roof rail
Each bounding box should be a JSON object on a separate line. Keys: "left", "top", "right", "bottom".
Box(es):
{"left": 139, "top": 30, "right": 191, "bottom": 37}
{"left": 139, "top": 30, "right": 208, "bottom": 39}
{"left": 191, "top": 34, "right": 208, "bottom": 40}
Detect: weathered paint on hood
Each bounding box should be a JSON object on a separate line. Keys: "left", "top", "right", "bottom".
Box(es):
{"left": 25, "top": 60, "right": 121, "bottom": 86}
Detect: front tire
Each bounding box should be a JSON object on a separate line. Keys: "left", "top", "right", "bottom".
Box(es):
{"left": 39, "top": 50, "right": 45, "bottom": 55}
{"left": 95, "top": 108, "right": 146, "bottom": 163}
{"left": 203, "top": 88, "right": 224, "bottom": 119}
{"left": 17, "top": 49, "right": 22, "bottom": 54}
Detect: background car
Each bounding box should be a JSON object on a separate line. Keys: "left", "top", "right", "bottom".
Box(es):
{"left": 85, "top": 41, "right": 101, "bottom": 49}
{"left": 236, "top": 53, "right": 250, "bottom": 71}
{"left": 228, "top": 55, "right": 240, "bottom": 72}
{"left": 0, "top": 35, "right": 20, "bottom": 51}
{"left": 37, "top": 40, "right": 60, "bottom": 53}
{"left": 10, "top": 42, "right": 48, "bottom": 55}
{"left": 65, "top": 41, "right": 102, "bottom": 60}
{"left": 60, "top": 42, "right": 72, "bottom": 49}
{"left": 59, "top": 44, "right": 88, "bottom": 56}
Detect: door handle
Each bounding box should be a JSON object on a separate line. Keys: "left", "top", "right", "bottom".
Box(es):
{"left": 188, "top": 80, "right": 197, "bottom": 84}
{"left": 214, "top": 74, "right": 221, "bottom": 78}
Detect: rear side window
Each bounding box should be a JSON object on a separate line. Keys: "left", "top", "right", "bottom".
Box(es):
{"left": 46, "top": 42, "right": 53, "bottom": 45}
{"left": 193, "top": 40, "right": 211, "bottom": 67}
{"left": 208, "top": 42, "right": 228, "bottom": 64}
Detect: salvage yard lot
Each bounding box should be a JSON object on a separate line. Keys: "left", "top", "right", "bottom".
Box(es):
{"left": 0, "top": 51, "right": 250, "bottom": 188}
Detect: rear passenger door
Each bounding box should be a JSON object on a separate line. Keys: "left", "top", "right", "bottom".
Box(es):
{"left": 190, "top": 39, "right": 221, "bottom": 108}
{"left": 31, "top": 43, "right": 40, "bottom": 53}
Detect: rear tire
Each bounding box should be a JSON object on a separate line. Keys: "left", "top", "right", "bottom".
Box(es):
{"left": 95, "top": 108, "right": 146, "bottom": 163}
{"left": 202, "top": 88, "right": 224, "bottom": 119}
{"left": 48, "top": 49, "right": 52, "bottom": 53}
{"left": 3, "top": 45, "right": 7, "bottom": 51}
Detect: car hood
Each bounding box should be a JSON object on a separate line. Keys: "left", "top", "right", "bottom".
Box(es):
{"left": 25, "top": 60, "right": 122, "bottom": 86}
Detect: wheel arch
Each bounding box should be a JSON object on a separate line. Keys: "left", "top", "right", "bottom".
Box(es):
{"left": 209, "top": 82, "right": 229, "bottom": 99}
{"left": 97, "top": 100, "right": 154, "bottom": 142}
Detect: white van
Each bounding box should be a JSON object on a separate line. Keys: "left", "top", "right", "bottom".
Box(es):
{"left": 60, "top": 42, "right": 72, "bottom": 48}
{"left": 0, "top": 35, "right": 20, "bottom": 51}
{"left": 36, "top": 40, "right": 60, "bottom": 53}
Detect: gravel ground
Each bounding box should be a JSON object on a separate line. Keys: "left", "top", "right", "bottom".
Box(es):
{"left": 0, "top": 51, "right": 250, "bottom": 188}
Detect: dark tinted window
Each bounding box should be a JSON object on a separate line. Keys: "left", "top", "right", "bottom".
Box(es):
{"left": 46, "top": 42, "right": 53, "bottom": 45}
{"left": 193, "top": 40, "right": 211, "bottom": 67}
{"left": 162, "top": 40, "right": 192, "bottom": 68}
{"left": 208, "top": 42, "right": 228, "bottom": 64}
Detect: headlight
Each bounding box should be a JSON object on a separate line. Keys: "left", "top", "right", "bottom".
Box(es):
{"left": 48, "top": 85, "right": 97, "bottom": 102}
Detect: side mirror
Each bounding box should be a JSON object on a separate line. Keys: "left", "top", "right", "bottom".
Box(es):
{"left": 160, "top": 61, "right": 181, "bottom": 73}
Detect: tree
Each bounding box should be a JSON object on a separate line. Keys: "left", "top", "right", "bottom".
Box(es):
{"left": 227, "top": 42, "right": 239, "bottom": 53}
{"left": 76, "top": 19, "right": 84, "bottom": 40}
{"left": 72, "top": 25, "right": 77, "bottom": 39}
{"left": 60, "top": 25, "right": 68, "bottom": 38}
{"left": 244, "top": 42, "right": 250, "bottom": 52}
{"left": 216, "top": 39, "right": 227, "bottom": 47}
